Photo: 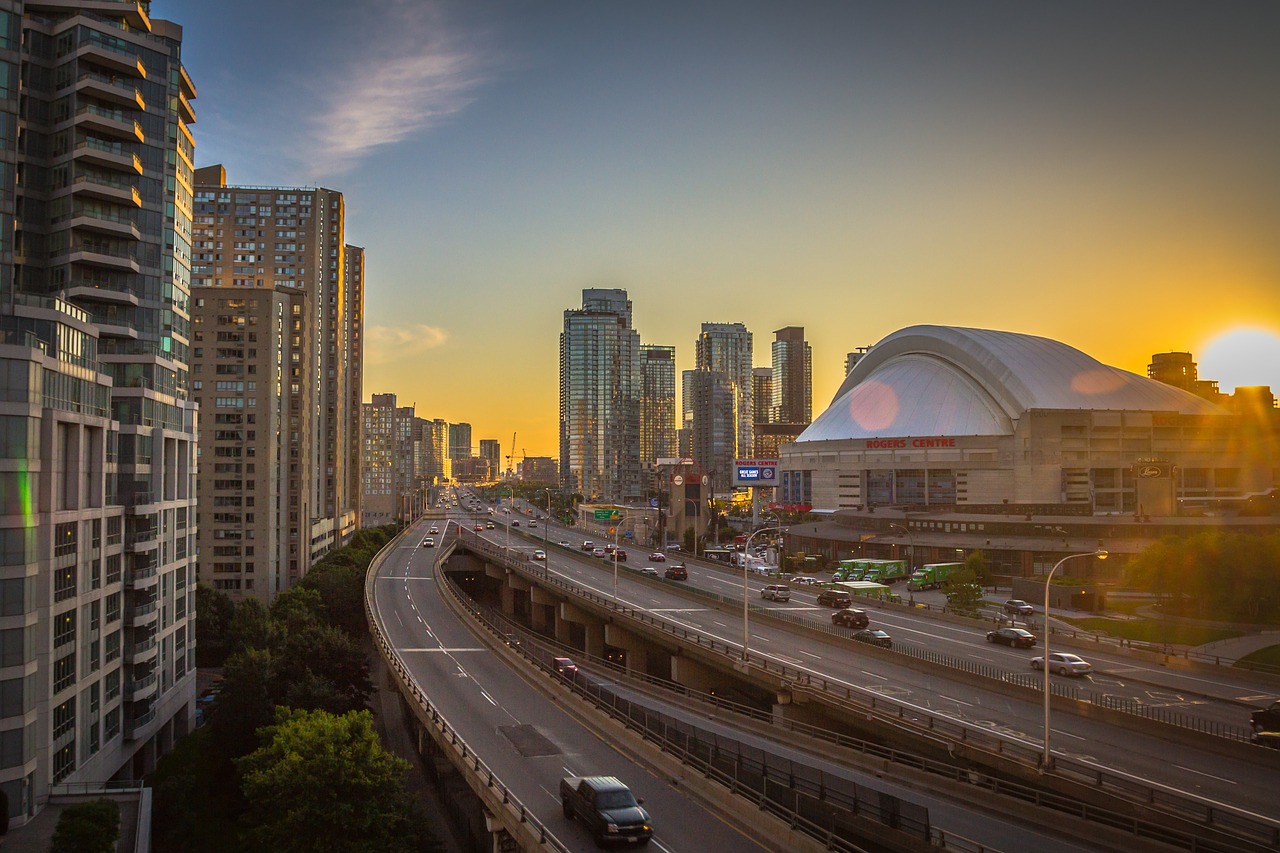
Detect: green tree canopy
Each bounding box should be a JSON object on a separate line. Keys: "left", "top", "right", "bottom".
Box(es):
{"left": 944, "top": 567, "right": 984, "bottom": 615}
{"left": 236, "top": 708, "right": 440, "bottom": 853}
{"left": 1125, "top": 531, "right": 1280, "bottom": 622}
{"left": 195, "top": 584, "right": 236, "bottom": 667}
{"left": 51, "top": 799, "right": 119, "bottom": 853}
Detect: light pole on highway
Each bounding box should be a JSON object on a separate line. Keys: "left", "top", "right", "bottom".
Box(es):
{"left": 742, "top": 525, "right": 785, "bottom": 661}
{"left": 1041, "top": 548, "right": 1107, "bottom": 771}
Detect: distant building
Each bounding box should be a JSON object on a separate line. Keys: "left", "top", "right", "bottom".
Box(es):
{"left": 640, "top": 345, "right": 678, "bottom": 467}
{"left": 479, "top": 439, "right": 502, "bottom": 476}
{"left": 772, "top": 326, "right": 812, "bottom": 425}
{"left": 361, "top": 394, "right": 418, "bottom": 527}
{"left": 448, "top": 422, "right": 472, "bottom": 461}
{"left": 845, "top": 347, "right": 871, "bottom": 379}
{"left": 695, "top": 322, "right": 754, "bottom": 461}
{"left": 1148, "top": 352, "right": 1223, "bottom": 403}
{"left": 686, "top": 370, "right": 738, "bottom": 495}
{"left": 560, "top": 289, "right": 642, "bottom": 501}
{"left": 751, "top": 367, "right": 774, "bottom": 427}
{"left": 416, "top": 418, "right": 450, "bottom": 484}
{"left": 521, "top": 456, "right": 559, "bottom": 483}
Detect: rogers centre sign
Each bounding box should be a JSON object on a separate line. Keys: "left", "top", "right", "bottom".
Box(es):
{"left": 864, "top": 437, "right": 957, "bottom": 449}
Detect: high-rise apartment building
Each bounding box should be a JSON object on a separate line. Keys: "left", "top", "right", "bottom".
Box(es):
{"left": 694, "top": 322, "right": 753, "bottom": 462}
{"left": 190, "top": 166, "right": 362, "bottom": 598}
{"left": 360, "top": 394, "right": 415, "bottom": 526}
{"left": 685, "top": 370, "right": 738, "bottom": 495}
{"left": 417, "top": 417, "right": 450, "bottom": 484}
{"left": 771, "top": 326, "right": 812, "bottom": 425}
{"left": 640, "top": 345, "right": 677, "bottom": 467}
{"left": 1148, "top": 352, "right": 1223, "bottom": 403}
{"left": 0, "top": 2, "right": 198, "bottom": 822}
{"left": 560, "top": 288, "right": 641, "bottom": 502}
{"left": 478, "top": 438, "right": 501, "bottom": 477}
{"left": 448, "top": 422, "right": 472, "bottom": 461}
{"left": 751, "top": 367, "right": 773, "bottom": 427}
{"left": 345, "top": 246, "right": 366, "bottom": 523}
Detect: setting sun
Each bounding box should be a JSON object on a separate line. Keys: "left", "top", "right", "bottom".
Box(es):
{"left": 1197, "top": 327, "right": 1280, "bottom": 393}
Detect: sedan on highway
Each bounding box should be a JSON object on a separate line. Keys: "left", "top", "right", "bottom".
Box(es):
{"left": 831, "top": 608, "right": 869, "bottom": 628}
{"left": 987, "top": 627, "right": 1037, "bottom": 648}
{"left": 816, "top": 590, "right": 853, "bottom": 608}
{"left": 639, "top": 567, "right": 659, "bottom": 577}
{"left": 1032, "top": 652, "right": 1093, "bottom": 676}
{"left": 473, "top": 524, "right": 483, "bottom": 532}
{"left": 649, "top": 552, "right": 666, "bottom": 562}
{"left": 420, "top": 537, "right": 435, "bottom": 548}
{"left": 853, "top": 629, "right": 892, "bottom": 648}
{"left": 533, "top": 549, "right": 546, "bottom": 561}
{"left": 592, "top": 548, "right": 607, "bottom": 558}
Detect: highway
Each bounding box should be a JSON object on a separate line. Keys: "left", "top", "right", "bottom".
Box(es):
{"left": 477, "top": 504, "right": 1280, "bottom": 823}
{"left": 372, "top": 518, "right": 775, "bottom": 852}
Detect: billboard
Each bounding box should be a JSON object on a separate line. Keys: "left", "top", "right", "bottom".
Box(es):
{"left": 734, "top": 458, "right": 778, "bottom": 487}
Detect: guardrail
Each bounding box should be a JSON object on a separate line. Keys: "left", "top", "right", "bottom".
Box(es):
{"left": 457, "top": 530, "right": 1280, "bottom": 850}
{"left": 364, "top": 527, "right": 569, "bottom": 852}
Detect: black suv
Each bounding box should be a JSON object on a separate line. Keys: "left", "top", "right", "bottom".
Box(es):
{"left": 831, "top": 608, "right": 869, "bottom": 628}
{"left": 664, "top": 565, "right": 688, "bottom": 581}
{"left": 816, "top": 590, "right": 853, "bottom": 608}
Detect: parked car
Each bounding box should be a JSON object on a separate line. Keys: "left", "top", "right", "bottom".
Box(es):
{"left": 649, "top": 552, "right": 667, "bottom": 562}
{"left": 1004, "top": 599, "right": 1034, "bottom": 616}
{"left": 987, "top": 627, "right": 1037, "bottom": 648}
{"left": 1250, "top": 699, "right": 1280, "bottom": 732}
{"left": 664, "top": 565, "right": 688, "bottom": 581}
{"left": 761, "top": 584, "right": 791, "bottom": 602}
{"left": 831, "top": 608, "right": 869, "bottom": 628}
{"left": 532, "top": 549, "right": 546, "bottom": 561}
{"left": 853, "top": 629, "right": 893, "bottom": 648}
{"left": 816, "top": 590, "right": 853, "bottom": 608}
{"left": 1031, "top": 652, "right": 1093, "bottom": 676}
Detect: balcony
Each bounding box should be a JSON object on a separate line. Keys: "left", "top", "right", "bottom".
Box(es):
{"left": 124, "top": 672, "right": 158, "bottom": 701}
{"left": 75, "top": 41, "right": 146, "bottom": 78}
{"left": 73, "top": 140, "right": 143, "bottom": 175}
{"left": 128, "top": 635, "right": 158, "bottom": 661}
{"left": 64, "top": 210, "right": 141, "bottom": 240}
{"left": 64, "top": 283, "right": 140, "bottom": 306}
{"left": 126, "top": 602, "right": 158, "bottom": 627}
{"left": 66, "top": 174, "right": 141, "bottom": 207}
{"left": 65, "top": 240, "right": 140, "bottom": 274}
{"left": 75, "top": 105, "right": 145, "bottom": 143}
{"left": 72, "top": 71, "right": 146, "bottom": 110}
{"left": 124, "top": 706, "right": 156, "bottom": 740}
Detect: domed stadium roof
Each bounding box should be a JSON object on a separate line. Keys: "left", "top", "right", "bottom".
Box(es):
{"left": 798, "top": 326, "right": 1225, "bottom": 443}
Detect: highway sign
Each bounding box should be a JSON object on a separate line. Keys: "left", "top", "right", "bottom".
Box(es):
{"left": 593, "top": 509, "right": 622, "bottom": 521}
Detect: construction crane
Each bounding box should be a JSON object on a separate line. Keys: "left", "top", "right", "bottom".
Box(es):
{"left": 506, "top": 432, "right": 517, "bottom": 479}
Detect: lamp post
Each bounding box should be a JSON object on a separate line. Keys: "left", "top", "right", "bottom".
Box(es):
{"left": 741, "top": 525, "right": 785, "bottom": 661}
{"left": 1041, "top": 549, "right": 1107, "bottom": 771}
{"left": 612, "top": 508, "right": 621, "bottom": 602}
{"left": 888, "top": 522, "right": 913, "bottom": 571}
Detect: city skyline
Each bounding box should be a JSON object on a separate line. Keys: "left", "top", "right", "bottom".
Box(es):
{"left": 166, "top": 0, "right": 1280, "bottom": 455}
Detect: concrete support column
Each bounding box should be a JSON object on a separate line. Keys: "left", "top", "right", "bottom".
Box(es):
{"left": 584, "top": 623, "right": 605, "bottom": 659}
{"left": 670, "top": 655, "right": 719, "bottom": 693}
{"left": 502, "top": 571, "right": 531, "bottom": 617}
{"left": 531, "top": 586, "right": 560, "bottom": 634}
{"left": 604, "top": 623, "right": 648, "bottom": 674}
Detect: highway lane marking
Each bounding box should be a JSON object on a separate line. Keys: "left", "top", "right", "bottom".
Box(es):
{"left": 1051, "top": 729, "right": 1086, "bottom": 741}
{"left": 938, "top": 695, "right": 974, "bottom": 707}
{"left": 400, "top": 648, "right": 489, "bottom": 653}
{"left": 751, "top": 634, "right": 771, "bottom": 642}
{"left": 712, "top": 621, "right": 728, "bottom": 627}
{"left": 394, "top": 611, "right": 404, "bottom": 627}
{"left": 799, "top": 650, "right": 822, "bottom": 659}
{"left": 650, "top": 608, "right": 708, "bottom": 613}
{"left": 479, "top": 690, "right": 498, "bottom": 707}
{"left": 860, "top": 670, "right": 887, "bottom": 680}
{"left": 1172, "top": 764, "right": 1236, "bottom": 784}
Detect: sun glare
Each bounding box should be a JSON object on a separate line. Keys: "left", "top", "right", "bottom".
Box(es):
{"left": 1198, "top": 327, "right": 1280, "bottom": 393}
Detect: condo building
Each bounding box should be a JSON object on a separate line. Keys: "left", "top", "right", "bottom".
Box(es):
{"left": 639, "top": 344, "right": 677, "bottom": 468}
{"left": 190, "top": 166, "right": 363, "bottom": 601}
{"left": 360, "top": 394, "right": 416, "bottom": 527}
{"left": 0, "top": 0, "right": 199, "bottom": 823}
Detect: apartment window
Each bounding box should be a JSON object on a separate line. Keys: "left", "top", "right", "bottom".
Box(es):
{"left": 0, "top": 678, "right": 24, "bottom": 718}
{"left": 105, "top": 668, "right": 120, "bottom": 701}
{"left": 53, "top": 653, "right": 75, "bottom": 693}
{"left": 54, "top": 610, "right": 75, "bottom": 648}
{"left": 53, "top": 742, "right": 75, "bottom": 783}
{"left": 54, "top": 566, "right": 75, "bottom": 602}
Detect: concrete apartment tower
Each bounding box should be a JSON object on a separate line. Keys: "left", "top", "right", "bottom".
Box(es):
{"left": 639, "top": 345, "right": 677, "bottom": 467}
{"left": 0, "top": 1, "right": 199, "bottom": 823}
{"left": 560, "top": 288, "right": 641, "bottom": 502}
{"left": 189, "top": 166, "right": 363, "bottom": 602}
{"left": 360, "top": 394, "right": 417, "bottom": 526}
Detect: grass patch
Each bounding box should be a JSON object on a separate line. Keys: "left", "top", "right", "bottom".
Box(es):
{"left": 1100, "top": 599, "right": 1147, "bottom": 616}
{"left": 1235, "top": 645, "right": 1280, "bottom": 670}
{"left": 1057, "top": 616, "right": 1240, "bottom": 646}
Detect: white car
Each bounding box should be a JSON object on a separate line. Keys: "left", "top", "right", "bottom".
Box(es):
{"left": 558, "top": 540, "right": 571, "bottom": 547}
{"left": 421, "top": 537, "right": 435, "bottom": 548}
{"left": 429, "top": 527, "right": 440, "bottom": 535}
{"left": 1032, "top": 652, "right": 1093, "bottom": 676}
{"left": 789, "top": 575, "right": 820, "bottom": 585}
{"left": 532, "top": 549, "right": 546, "bottom": 561}
{"left": 639, "top": 567, "right": 659, "bottom": 577}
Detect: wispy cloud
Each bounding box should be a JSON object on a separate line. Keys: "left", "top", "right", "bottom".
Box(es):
{"left": 364, "top": 323, "right": 450, "bottom": 365}
{"left": 298, "top": 1, "right": 492, "bottom": 175}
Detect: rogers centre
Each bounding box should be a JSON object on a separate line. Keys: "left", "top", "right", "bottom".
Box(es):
{"left": 776, "top": 325, "right": 1279, "bottom": 580}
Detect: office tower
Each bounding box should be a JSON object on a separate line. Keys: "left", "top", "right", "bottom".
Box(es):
{"left": 771, "top": 326, "right": 812, "bottom": 425}
{"left": 448, "top": 422, "right": 472, "bottom": 462}
{"left": 0, "top": 2, "right": 197, "bottom": 821}
{"left": 191, "top": 166, "right": 362, "bottom": 597}
{"left": 192, "top": 286, "right": 310, "bottom": 599}
{"left": 686, "top": 370, "right": 738, "bottom": 495}
{"left": 479, "top": 439, "right": 501, "bottom": 479}
{"left": 560, "top": 288, "right": 641, "bottom": 502}
{"left": 694, "top": 322, "right": 753, "bottom": 462}
{"left": 360, "top": 394, "right": 416, "bottom": 526}
{"left": 640, "top": 345, "right": 677, "bottom": 467}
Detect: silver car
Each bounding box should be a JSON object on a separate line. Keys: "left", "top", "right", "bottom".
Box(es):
{"left": 1031, "top": 652, "right": 1092, "bottom": 676}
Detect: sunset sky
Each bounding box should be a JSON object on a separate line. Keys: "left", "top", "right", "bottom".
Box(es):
{"left": 164, "top": 0, "right": 1280, "bottom": 457}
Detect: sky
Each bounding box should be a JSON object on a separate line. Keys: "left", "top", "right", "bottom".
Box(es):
{"left": 160, "top": 0, "right": 1280, "bottom": 457}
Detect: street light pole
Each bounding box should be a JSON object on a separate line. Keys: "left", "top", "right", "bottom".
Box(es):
{"left": 742, "top": 525, "right": 784, "bottom": 661}
{"left": 612, "top": 509, "right": 621, "bottom": 602}
{"left": 1041, "top": 548, "right": 1107, "bottom": 771}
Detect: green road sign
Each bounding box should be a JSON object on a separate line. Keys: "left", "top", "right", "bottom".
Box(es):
{"left": 593, "top": 509, "right": 622, "bottom": 521}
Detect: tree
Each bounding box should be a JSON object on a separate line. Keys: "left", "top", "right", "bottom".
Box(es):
{"left": 227, "top": 598, "right": 278, "bottom": 657}
{"left": 195, "top": 584, "right": 237, "bottom": 667}
{"left": 944, "top": 567, "right": 984, "bottom": 615}
{"left": 276, "top": 621, "right": 373, "bottom": 714}
{"left": 964, "top": 551, "right": 989, "bottom": 586}
{"left": 236, "top": 708, "right": 441, "bottom": 853}
{"left": 51, "top": 799, "right": 119, "bottom": 853}
{"left": 300, "top": 559, "right": 368, "bottom": 637}
{"left": 210, "top": 647, "right": 278, "bottom": 759}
